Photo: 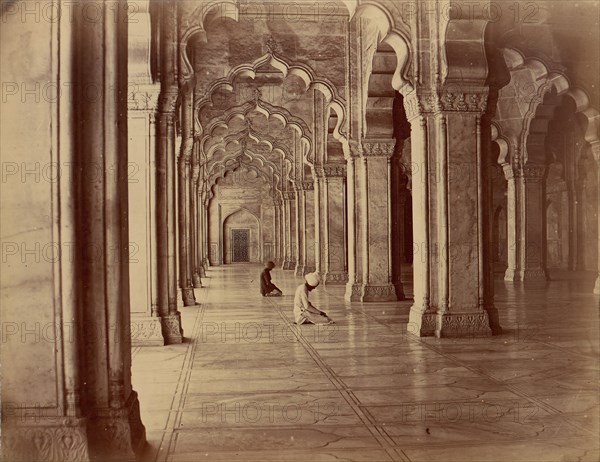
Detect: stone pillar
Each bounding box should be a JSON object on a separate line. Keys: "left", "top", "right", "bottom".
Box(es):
{"left": 314, "top": 176, "right": 322, "bottom": 273}
{"left": 156, "top": 111, "right": 184, "bottom": 342}
{"left": 281, "top": 195, "right": 289, "bottom": 269}
{"left": 282, "top": 192, "right": 295, "bottom": 269}
{"left": 1, "top": 1, "right": 148, "bottom": 459}
{"left": 503, "top": 160, "right": 549, "bottom": 282}
{"left": 203, "top": 198, "right": 211, "bottom": 269}
{"left": 405, "top": 89, "right": 502, "bottom": 337}
{"left": 177, "top": 92, "right": 197, "bottom": 306}
{"left": 353, "top": 141, "right": 397, "bottom": 301}
{"left": 304, "top": 182, "right": 317, "bottom": 274}
{"left": 128, "top": 88, "right": 164, "bottom": 346}
{"left": 592, "top": 142, "right": 600, "bottom": 295}
{"left": 323, "top": 164, "right": 348, "bottom": 284}
{"left": 294, "top": 185, "right": 306, "bottom": 275}
{"left": 390, "top": 152, "right": 407, "bottom": 299}
{"left": 345, "top": 157, "right": 360, "bottom": 300}
{"left": 191, "top": 167, "right": 202, "bottom": 288}
{"left": 196, "top": 186, "right": 206, "bottom": 277}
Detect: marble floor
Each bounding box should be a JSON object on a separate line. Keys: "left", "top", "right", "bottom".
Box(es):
{"left": 133, "top": 265, "right": 600, "bottom": 462}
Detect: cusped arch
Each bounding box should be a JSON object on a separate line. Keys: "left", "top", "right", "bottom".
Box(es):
{"left": 199, "top": 101, "right": 312, "bottom": 159}
{"left": 193, "top": 53, "right": 347, "bottom": 140}
{"left": 179, "top": 1, "right": 240, "bottom": 82}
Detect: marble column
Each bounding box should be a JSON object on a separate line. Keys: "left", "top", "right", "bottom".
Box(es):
{"left": 282, "top": 192, "right": 295, "bottom": 269}
{"left": 323, "top": 164, "right": 348, "bottom": 285}
{"left": 390, "top": 153, "right": 407, "bottom": 300}
{"left": 304, "top": 182, "right": 317, "bottom": 274}
{"left": 128, "top": 89, "right": 164, "bottom": 346}
{"left": 156, "top": 110, "right": 184, "bottom": 343}
{"left": 405, "top": 90, "right": 502, "bottom": 337}
{"left": 294, "top": 185, "right": 306, "bottom": 275}
{"left": 177, "top": 93, "right": 197, "bottom": 306}
{"left": 1, "top": 2, "right": 148, "bottom": 459}
{"left": 196, "top": 185, "right": 206, "bottom": 278}
{"left": 592, "top": 142, "right": 600, "bottom": 295}
{"left": 345, "top": 157, "right": 360, "bottom": 300}
{"left": 191, "top": 166, "right": 202, "bottom": 288}
{"left": 503, "top": 160, "right": 549, "bottom": 282}
{"left": 352, "top": 141, "right": 397, "bottom": 301}
{"left": 314, "top": 176, "right": 322, "bottom": 273}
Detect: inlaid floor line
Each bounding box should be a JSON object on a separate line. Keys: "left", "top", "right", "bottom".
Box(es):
{"left": 267, "top": 297, "right": 409, "bottom": 462}
{"left": 134, "top": 266, "right": 598, "bottom": 461}
{"left": 329, "top": 301, "right": 599, "bottom": 441}
{"left": 154, "top": 286, "right": 208, "bottom": 462}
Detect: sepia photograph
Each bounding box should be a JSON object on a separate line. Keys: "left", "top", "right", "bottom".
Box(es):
{"left": 1, "top": 0, "right": 599, "bottom": 460}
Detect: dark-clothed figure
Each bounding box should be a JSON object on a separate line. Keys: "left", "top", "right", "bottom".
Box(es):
{"left": 260, "top": 261, "right": 282, "bottom": 296}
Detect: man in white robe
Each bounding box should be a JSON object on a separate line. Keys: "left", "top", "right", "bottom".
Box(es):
{"left": 293, "top": 272, "right": 334, "bottom": 324}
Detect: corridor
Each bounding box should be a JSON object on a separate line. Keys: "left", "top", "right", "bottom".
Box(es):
{"left": 133, "top": 266, "right": 599, "bottom": 462}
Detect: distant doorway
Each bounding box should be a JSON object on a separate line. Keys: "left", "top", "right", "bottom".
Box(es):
{"left": 232, "top": 229, "right": 250, "bottom": 262}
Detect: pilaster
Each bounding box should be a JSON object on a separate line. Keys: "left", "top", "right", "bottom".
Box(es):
{"left": 503, "top": 160, "right": 549, "bottom": 282}
{"left": 592, "top": 142, "right": 600, "bottom": 295}
{"left": 322, "top": 164, "right": 348, "bottom": 285}
{"left": 404, "top": 86, "right": 501, "bottom": 337}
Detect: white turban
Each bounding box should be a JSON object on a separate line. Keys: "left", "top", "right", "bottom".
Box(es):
{"left": 305, "top": 272, "right": 321, "bottom": 287}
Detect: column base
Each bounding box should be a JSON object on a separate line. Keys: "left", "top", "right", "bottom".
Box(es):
{"left": 162, "top": 312, "right": 183, "bottom": 344}
{"left": 504, "top": 267, "right": 548, "bottom": 282}
{"left": 344, "top": 283, "right": 396, "bottom": 302}
{"left": 130, "top": 315, "right": 164, "bottom": 347}
{"left": 416, "top": 311, "right": 493, "bottom": 338}
{"left": 324, "top": 271, "right": 348, "bottom": 285}
{"left": 182, "top": 287, "right": 196, "bottom": 306}
{"left": 294, "top": 264, "right": 306, "bottom": 276}
{"left": 361, "top": 283, "right": 397, "bottom": 302}
{"left": 344, "top": 282, "right": 363, "bottom": 302}
{"left": 594, "top": 276, "right": 600, "bottom": 295}
{"left": 192, "top": 273, "right": 203, "bottom": 288}
{"left": 176, "top": 289, "right": 184, "bottom": 307}
{"left": 2, "top": 416, "right": 90, "bottom": 462}
{"left": 199, "top": 266, "right": 206, "bottom": 278}
{"left": 87, "top": 391, "right": 146, "bottom": 461}
{"left": 281, "top": 258, "right": 289, "bottom": 270}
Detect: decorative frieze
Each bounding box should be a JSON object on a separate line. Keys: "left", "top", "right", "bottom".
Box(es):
{"left": 362, "top": 284, "right": 397, "bottom": 302}
{"left": 130, "top": 316, "right": 164, "bottom": 346}
{"left": 440, "top": 91, "right": 488, "bottom": 113}
{"left": 420, "top": 312, "right": 492, "bottom": 338}
{"left": 282, "top": 191, "right": 295, "bottom": 200}
{"left": 295, "top": 181, "right": 314, "bottom": 191}
{"left": 324, "top": 272, "right": 348, "bottom": 285}
{"left": 323, "top": 164, "right": 347, "bottom": 177}
{"left": 128, "top": 84, "right": 160, "bottom": 111}
{"left": 362, "top": 141, "right": 395, "bottom": 158}
{"left": 402, "top": 89, "right": 488, "bottom": 119}
{"left": 2, "top": 417, "right": 89, "bottom": 462}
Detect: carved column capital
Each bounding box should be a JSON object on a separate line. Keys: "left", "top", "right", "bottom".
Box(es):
{"left": 158, "top": 89, "right": 179, "bottom": 114}
{"left": 282, "top": 191, "right": 295, "bottom": 201}
{"left": 403, "top": 91, "right": 440, "bottom": 120}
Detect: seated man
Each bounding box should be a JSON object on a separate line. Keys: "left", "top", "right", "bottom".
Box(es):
{"left": 260, "top": 261, "right": 282, "bottom": 296}
{"left": 293, "top": 272, "right": 334, "bottom": 324}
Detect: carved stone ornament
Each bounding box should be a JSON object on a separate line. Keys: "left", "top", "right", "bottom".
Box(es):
{"left": 282, "top": 191, "right": 295, "bottom": 200}
{"left": 361, "top": 141, "right": 395, "bottom": 158}
{"left": 440, "top": 91, "right": 488, "bottom": 113}
{"left": 323, "top": 164, "right": 347, "bottom": 177}
{"left": 2, "top": 417, "right": 89, "bottom": 462}
{"left": 128, "top": 84, "right": 160, "bottom": 111}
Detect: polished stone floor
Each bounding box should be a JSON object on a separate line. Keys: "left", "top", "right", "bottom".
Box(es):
{"left": 133, "top": 265, "right": 599, "bottom": 462}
